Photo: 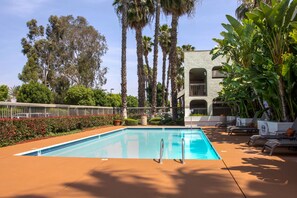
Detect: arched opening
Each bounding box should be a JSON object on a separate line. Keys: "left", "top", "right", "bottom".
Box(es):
{"left": 189, "top": 68, "right": 207, "bottom": 96}
{"left": 212, "top": 98, "right": 231, "bottom": 116}
{"left": 212, "top": 66, "right": 226, "bottom": 78}
{"left": 190, "top": 100, "right": 207, "bottom": 115}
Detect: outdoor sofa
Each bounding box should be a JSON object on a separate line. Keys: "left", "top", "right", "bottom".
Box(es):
{"left": 248, "top": 118, "right": 297, "bottom": 146}
{"left": 227, "top": 112, "right": 269, "bottom": 135}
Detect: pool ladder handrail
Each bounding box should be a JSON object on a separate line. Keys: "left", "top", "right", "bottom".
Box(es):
{"left": 159, "top": 138, "right": 164, "bottom": 164}
{"left": 181, "top": 138, "right": 185, "bottom": 164}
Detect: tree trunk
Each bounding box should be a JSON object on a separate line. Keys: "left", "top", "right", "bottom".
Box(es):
{"left": 136, "top": 27, "right": 145, "bottom": 109}
{"left": 170, "top": 14, "right": 179, "bottom": 120}
{"left": 144, "top": 55, "right": 152, "bottom": 84}
{"left": 151, "top": 0, "right": 160, "bottom": 116}
{"left": 121, "top": 0, "right": 128, "bottom": 119}
{"left": 165, "top": 61, "right": 171, "bottom": 107}
{"left": 161, "top": 50, "right": 167, "bottom": 108}
{"left": 278, "top": 76, "right": 289, "bottom": 121}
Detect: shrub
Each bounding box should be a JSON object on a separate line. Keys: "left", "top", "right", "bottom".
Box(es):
{"left": 124, "top": 118, "right": 138, "bottom": 126}
{"left": 17, "top": 82, "right": 53, "bottom": 104}
{"left": 0, "top": 85, "right": 9, "bottom": 101}
{"left": 65, "top": 85, "right": 95, "bottom": 106}
{"left": 0, "top": 114, "right": 118, "bottom": 147}
{"left": 149, "top": 117, "right": 162, "bottom": 125}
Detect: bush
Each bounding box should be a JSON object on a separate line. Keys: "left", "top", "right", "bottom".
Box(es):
{"left": 0, "top": 114, "right": 118, "bottom": 147}
{"left": 17, "top": 82, "right": 53, "bottom": 104}
{"left": 65, "top": 85, "right": 95, "bottom": 106}
{"left": 0, "top": 85, "right": 9, "bottom": 101}
{"left": 124, "top": 118, "right": 138, "bottom": 126}
{"left": 149, "top": 117, "right": 162, "bottom": 125}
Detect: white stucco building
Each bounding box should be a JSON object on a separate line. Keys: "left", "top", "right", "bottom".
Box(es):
{"left": 178, "top": 50, "right": 230, "bottom": 121}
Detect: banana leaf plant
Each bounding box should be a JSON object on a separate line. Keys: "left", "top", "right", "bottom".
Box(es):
{"left": 212, "top": 0, "right": 297, "bottom": 121}
{"left": 246, "top": 0, "right": 297, "bottom": 121}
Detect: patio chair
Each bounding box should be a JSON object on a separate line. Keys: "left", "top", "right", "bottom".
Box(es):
{"left": 248, "top": 118, "right": 297, "bottom": 146}
{"left": 262, "top": 139, "right": 297, "bottom": 156}
{"left": 227, "top": 112, "right": 261, "bottom": 133}
{"left": 227, "top": 113, "right": 260, "bottom": 135}
{"left": 228, "top": 127, "right": 259, "bottom": 135}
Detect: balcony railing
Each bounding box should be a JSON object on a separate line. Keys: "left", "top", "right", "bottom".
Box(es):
{"left": 189, "top": 83, "right": 207, "bottom": 96}
{"left": 190, "top": 108, "right": 207, "bottom": 115}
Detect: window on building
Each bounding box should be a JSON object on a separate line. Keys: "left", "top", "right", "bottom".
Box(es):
{"left": 190, "top": 100, "right": 207, "bottom": 115}
{"left": 189, "top": 68, "right": 207, "bottom": 96}
{"left": 212, "top": 66, "right": 226, "bottom": 78}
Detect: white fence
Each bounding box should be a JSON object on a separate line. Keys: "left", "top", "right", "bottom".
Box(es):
{"left": 0, "top": 102, "right": 120, "bottom": 119}
{"left": 0, "top": 102, "right": 184, "bottom": 119}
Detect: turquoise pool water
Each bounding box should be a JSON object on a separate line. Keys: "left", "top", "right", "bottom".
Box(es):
{"left": 18, "top": 128, "right": 220, "bottom": 160}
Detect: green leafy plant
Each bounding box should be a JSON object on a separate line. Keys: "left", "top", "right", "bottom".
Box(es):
{"left": 64, "top": 85, "right": 95, "bottom": 106}
{"left": 149, "top": 116, "right": 162, "bottom": 125}
{"left": 124, "top": 118, "right": 138, "bottom": 126}
{"left": 0, "top": 85, "right": 9, "bottom": 101}
{"left": 17, "top": 81, "right": 53, "bottom": 104}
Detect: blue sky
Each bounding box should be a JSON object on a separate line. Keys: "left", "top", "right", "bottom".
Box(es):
{"left": 0, "top": 0, "right": 238, "bottom": 96}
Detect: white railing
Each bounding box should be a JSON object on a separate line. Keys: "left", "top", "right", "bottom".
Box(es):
{"left": 0, "top": 102, "right": 184, "bottom": 119}
{"left": 0, "top": 102, "right": 119, "bottom": 118}
{"left": 190, "top": 108, "right": 207, "bottom": 115}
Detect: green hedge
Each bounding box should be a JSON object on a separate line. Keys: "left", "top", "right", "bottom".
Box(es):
{"left": 124, "top": 118, "right": 138, "bottom": 126}
{"left": 0, "top": 114, "right": 117, "bottom": 147}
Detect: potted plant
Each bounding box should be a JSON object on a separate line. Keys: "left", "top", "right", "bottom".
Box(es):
{"left": 113, "top": 119, "right": 122, "bottom": 126}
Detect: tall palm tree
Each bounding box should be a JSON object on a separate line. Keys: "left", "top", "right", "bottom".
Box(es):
{"left": 236, "top": 0, "right": 274, "bottom": 20}
{"left": 129, "top": 0, "right": 154, "bottom": 108}
{"left": 114, "top": 0, "right": 154, "bottom": 109}
{"left": 159, "top": 24, "right": 171, "bottom": 108}
{"left": 151, "top": 0, "right": 161, "bottom": 116}
{"left": 142, "top": 35, "right": 153, "bottom": 84}
{"left": 161, "top": 0, "right": 198, "bottom": 120}
{"left": 113, "top": 0, "right": 128, "bottom": 118}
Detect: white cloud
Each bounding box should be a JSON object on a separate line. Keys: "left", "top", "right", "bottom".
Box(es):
{"left": 3, "top": 0, "right": 49, "bottom": 16}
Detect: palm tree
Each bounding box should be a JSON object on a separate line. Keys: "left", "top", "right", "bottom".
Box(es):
{"left": 142, "top": 35, "right": 153, "bottom": 84}
{"left": 159, "top": 24, "right": 171, "bottom": 108}
{"left": 161, "top": 0, "right": 198, "bottom": 120}
{"left": 129, "top": 0, "right": 154, "bottom": 108}
{"left": 236, "top": 0, "right": 274, "bottom": 20}
{"left": 114, "top": 0, "right": 154, "bottom": 109}
{"left": 151, "top": 0, "right": 161, "bottom": 116}
{"left": 113, "top": 0, "right": 128, "bottom": 118}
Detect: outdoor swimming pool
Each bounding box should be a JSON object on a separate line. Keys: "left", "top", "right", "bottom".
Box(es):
{"left": 17, "top": 128, "right": 220, "bottom": 160}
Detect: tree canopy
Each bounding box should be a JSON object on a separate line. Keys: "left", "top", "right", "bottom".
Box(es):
{"left": 19, "top": 15, "right": 108, "bottom": 93}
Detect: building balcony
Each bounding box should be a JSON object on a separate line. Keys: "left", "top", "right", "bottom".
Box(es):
{"left": 190, "top": 108, "right": 207, "bottom": 115}
{"left": 189, "top": 83, "right": 207, "bottom": 96}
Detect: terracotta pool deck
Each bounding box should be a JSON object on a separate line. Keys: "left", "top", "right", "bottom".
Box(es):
{"left": 0, "top": 126, "right": 297, "bottom": 198}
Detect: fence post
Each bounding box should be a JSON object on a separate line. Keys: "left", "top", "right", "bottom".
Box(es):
{"left": 10, "top": 105, "right": 13, "bottom": 119}
{"left": 29, "top": 107, "right": 32, "bottom": 118}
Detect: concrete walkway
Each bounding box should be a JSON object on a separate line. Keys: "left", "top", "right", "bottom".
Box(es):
{"left": 0, "top": 126, "right": 296, "bottom": 197}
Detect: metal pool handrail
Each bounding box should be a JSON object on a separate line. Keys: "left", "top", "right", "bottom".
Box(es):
{"left": 181, "top": 138, "right": 185, "bottom": 164}
{"left": 159, "top": 138, "right": 164, "bottom": 164}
